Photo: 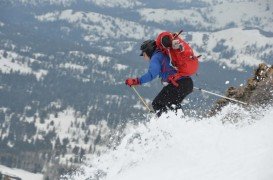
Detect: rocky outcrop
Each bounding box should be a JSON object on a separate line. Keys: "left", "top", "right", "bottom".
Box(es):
{"left": 210, "top": 63, "right": 273, "bottom": 115}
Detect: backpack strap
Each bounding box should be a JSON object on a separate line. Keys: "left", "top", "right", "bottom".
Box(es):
{"left": 161, "top": 57, "right": 174, "bottom": 73}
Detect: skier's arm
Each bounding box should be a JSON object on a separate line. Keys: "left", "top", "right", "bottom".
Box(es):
{"left": 139, "top": 58, "right": 161, "bottom": 84}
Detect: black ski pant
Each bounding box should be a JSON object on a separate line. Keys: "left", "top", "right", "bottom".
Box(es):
{"left": 152, "top": 77, "right": 193, "bottom": 117}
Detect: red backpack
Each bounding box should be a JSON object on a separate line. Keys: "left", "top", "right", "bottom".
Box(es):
{"left": 156, "top": 31, "right": 200, "bottom": 87}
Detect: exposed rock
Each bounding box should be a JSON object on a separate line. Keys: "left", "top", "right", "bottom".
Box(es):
{"left": 210, "top": 63, "right": 273, "bottom": 115}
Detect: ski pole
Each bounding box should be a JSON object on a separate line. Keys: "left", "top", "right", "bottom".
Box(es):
{"left": 131, "top": 86, "right": 153, "bottom": 112}
{"left": 173, "top": 29, "right": 183, "bottom": 38}
{"left": 194, "top": 87, "right": 247, "bottom": 105}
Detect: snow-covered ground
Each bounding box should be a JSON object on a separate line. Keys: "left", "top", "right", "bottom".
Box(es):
{"left": 35, "top": 9, "right": 160, "bottom": 41}
{"left": 0, "top": 50, "right": 48, "bottom": 80}
{"left": 189, "top": 28, "right": 273, "bottom": 70}
{"left": 34, "top": 6, "right": 273, "bottom": 70}
{"left": 88, "top": 0, "right": 143, "bottom": 8}
{"left": 138, "top": 1, "right": 273, "bottom": 32}
{"left": 67, "top": 104, "right": 273, "bottom": 180}
{"left": 32, "top": 107, "right": 111, "bottom": 165}
{"left": 0, "top": 164, "right": 43, "bottom": 180}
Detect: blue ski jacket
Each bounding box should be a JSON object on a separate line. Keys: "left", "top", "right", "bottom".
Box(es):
{"left": 139, "top": 50, "right": 177, "bottom": 84}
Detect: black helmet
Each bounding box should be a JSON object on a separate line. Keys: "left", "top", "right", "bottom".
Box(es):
{"left": 140, "top": 39, "right": 156, "bottom": 58}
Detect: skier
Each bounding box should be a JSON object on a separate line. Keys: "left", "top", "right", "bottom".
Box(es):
{"left": 125, "top": 39, "right": 194, "bottom": 117}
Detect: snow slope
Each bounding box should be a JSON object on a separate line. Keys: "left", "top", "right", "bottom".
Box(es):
{"left": 138, "top": 1, "right": 273, "bottom": 32}
{"left": 0, "top": 165, "right": 43, "bottom": 180}
{"left": 189, "top": 28, "right": 273, "bottom": 70}
{"left": 87, "top": 0, "right": 143, "bottom": 8}
{"left": 0, "top": 50, "right": 48, "bottom": 80}
{"left": 67, "top": 104, "right": 273, "bottom": 180}
{"left": 35, "top": 9, "right": 160, "bottom": 41}
{"left": 34, "top": 9, "right": 273, "bottom": 70}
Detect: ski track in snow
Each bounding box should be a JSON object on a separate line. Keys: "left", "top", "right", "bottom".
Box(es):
{"left": 66, "top": 104, "right": 273, "bottom": 180}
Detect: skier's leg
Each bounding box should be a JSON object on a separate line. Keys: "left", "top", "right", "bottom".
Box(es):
{"left": 172, "top": 77, "right": 193, "bottom": 108}
{"left": 152, "top": 87, "right": 169, "bottom": 117}
{"left": 152, "top": 77, "right": 193, "bottom": 117}
{"left": 165, "top": 78, "right": 193, "bottom": 113}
